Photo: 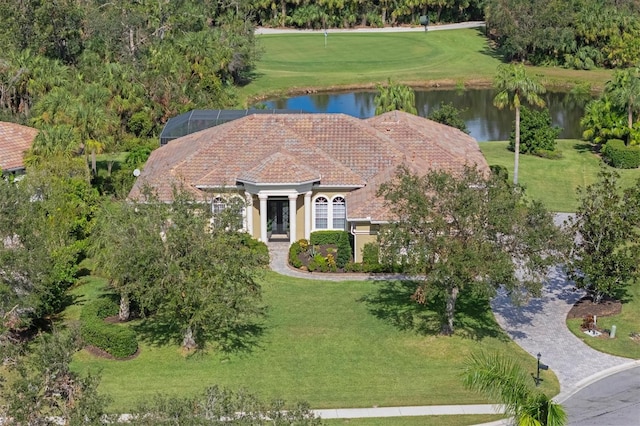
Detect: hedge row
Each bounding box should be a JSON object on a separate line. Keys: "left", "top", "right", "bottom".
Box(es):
{"left": 80, "top": 298, "right": 138, "bottom": 359}
{"left": 310, "top": 231, "right": 352, "bottom": 267}
{"left": 603, "top": 139, "right": 640, "bottom": 169}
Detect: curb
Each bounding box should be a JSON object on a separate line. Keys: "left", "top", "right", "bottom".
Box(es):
{"left": 554, "top": 359, "right": 640, "bottom": 403}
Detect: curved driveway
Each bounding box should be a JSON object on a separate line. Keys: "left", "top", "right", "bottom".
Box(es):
{"left": 269, "top": 213, "right": 637, "bottom": 398}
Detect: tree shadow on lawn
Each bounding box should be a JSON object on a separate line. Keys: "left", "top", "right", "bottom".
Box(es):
{"left": 360, "top": 280, "right": 507, "bottom": 341}
{"left": 132, "top": 313, "right": 266, "bottom": 355}
{"left": 474, "top": 27, "right": 503, "bottom": 61}
{"left": 573, "top": 142, "right": 597, "bottom": 154}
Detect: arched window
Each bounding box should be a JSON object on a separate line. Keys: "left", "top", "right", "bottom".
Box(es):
{"left": 212, "top": 196, "right": 226, "bottom": 215}
{"left": 314, "top": 196, "right": 328, "bottom": 229}
{"left": 332, "top": 196, "right": 346, "bottom": 230}
{"left": 211, "top": 195, "right": 246, "bottom": 231}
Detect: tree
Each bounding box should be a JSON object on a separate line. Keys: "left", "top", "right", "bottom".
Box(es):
{"left": 427, "top": 101, "right": 469, "bottom": 133}
{"left": 90, "top": 199, "right": 166, "bottom": 321}
{"left": 463, "top": 352, "right": 567, "bottom": 426}
{"left": 565, "top": 168, "right": 640, "bottom": 303}
{"left": 605, "top": 67, "right": 640, "bottom": 132}
{"left": 125, "top": 385, "right": 322, "bottom": 425}
{"left": 0, "top": 157, "right": 98, "bottom": 330}
{"left": 156, "top": 190, "right": 267, "bottom": 350}
{"left": 0, "top": 328, "right": 111, "bottom": 425}
{"left": 378, "top": 166, "right": 564, "bottom": 335}
{"left": 494, "top": 63, "right": 546, "bottom": 184}
{"left": 374, "top": 78, "right": 418, "bottom": 115}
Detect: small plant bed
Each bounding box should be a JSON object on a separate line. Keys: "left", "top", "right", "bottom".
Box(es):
{"left": 567, "top": 296, "right": 622, "bottom": 319}
{"left": 289, "top": 231, "right": 353, "bottom": 272}
{"left": 566, "top": 284, "right": 640, "bottom": 359}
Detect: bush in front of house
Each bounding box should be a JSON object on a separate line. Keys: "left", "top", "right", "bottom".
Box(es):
{"left": 361, "top": 242, "right": 384, "bottom": 273}
{"left": 603, "top": 139, "right": 640, "bottom": 169}
{"left": 80, "top": 298, "right": 138, "bottom": 359}
{"left": 310, "top": 231, "right": 352, "bottom": 267}
{"left": 289, "top": 240, "right": 305, "bottom": 268}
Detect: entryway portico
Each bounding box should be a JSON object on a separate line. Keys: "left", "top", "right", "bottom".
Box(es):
{"left": 255, "top": 190, "right": 312, "bottom": 244}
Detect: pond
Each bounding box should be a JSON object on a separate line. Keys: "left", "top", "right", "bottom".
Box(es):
{"left": 262, "top": 89, "right": 590, "bottom": 142}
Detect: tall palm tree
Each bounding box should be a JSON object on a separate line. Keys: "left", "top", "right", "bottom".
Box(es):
{"left": 374, "top": 78, "right": 417, "bottom": 115}
{"left": 494, "top": 64, "right": 546, "bottom": 185}
{"left": 464, "top": 352, "right": 567, "bottom": 426}
{"left": 605, "top": 67, "right": 640, "bottom": 131}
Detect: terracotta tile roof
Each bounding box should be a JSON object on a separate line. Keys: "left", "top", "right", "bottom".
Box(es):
{"left": 129, "top": 112, "right": 489, "bottom": 222}
{"left": 0, "top": 122, "right": 38, "bottom": 172}
{"left": 237, "top": 151, "right": 321, "bottom": 184}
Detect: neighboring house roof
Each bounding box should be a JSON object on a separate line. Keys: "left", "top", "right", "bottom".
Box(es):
{"left": 0, "top": 122, "right": 38, "bottom": 172}
{"left": 129, "top": 111, "right": 489, "bottom": 222}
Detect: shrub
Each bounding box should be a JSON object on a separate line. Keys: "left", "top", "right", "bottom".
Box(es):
{"left": 238, "top": 233, "right": 269, "bottom": 266}
{"left": 489, "top": 164, "right": 509, "bottom": 181}
{"left": 344, "top": 261, "right": 363, "bottom": 272}
{"left": 309, "top": 254, "right": 328, "bottom": 272}
{"left": 80, "top": 299, "right": 138, "bottom": 359}
{"left": 288, "top": 241, "right": 303, "bottom": 268}
{"left": 310, "top": 231, "right": 352, "bottom": 268}
{"left": 603, "top": 139, "right": 640, "bottom": 169}
{"left": 361, "top": 243, "right": 380, "bottom": 265}
{"left": 427, "top": 102, "right": 469, "bottom": 133}
{"left": 509, "top": 106, "right": 560, "bottom": 154}
{"left": 326, "top": 253, "right": 337, "bottom": 272}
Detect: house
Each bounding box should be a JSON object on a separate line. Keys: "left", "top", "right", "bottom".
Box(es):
{"left": 128, "top": 111, "right": 489, "bottom": 262}
{"left": 0, "top": 122, "right": 38, "bottom": 175}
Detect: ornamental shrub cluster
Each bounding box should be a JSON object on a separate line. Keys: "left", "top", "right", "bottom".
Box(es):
{"left": 603, "top": 139, "right": 640, "bottom": 169}
{"left": 509, "top": 107, "right": 560, "bottom": 155}
{"left": 310, "top": 231, "right": 352, "bottom": 267}
{"left": 80, "top": 299, "right": 138, "bottom": 359}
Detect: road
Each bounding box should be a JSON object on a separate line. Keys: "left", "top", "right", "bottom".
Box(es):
{"left": 563, "top": 365, "right": 640, "bottom": 426}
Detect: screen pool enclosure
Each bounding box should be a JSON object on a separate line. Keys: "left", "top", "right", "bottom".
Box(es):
{"left": 159, "top": 109, "right": 305, "bottom": 146}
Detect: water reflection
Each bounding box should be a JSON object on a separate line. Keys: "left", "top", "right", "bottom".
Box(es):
{"left": 262, "top": 89, "right": 590, "bottom": 141}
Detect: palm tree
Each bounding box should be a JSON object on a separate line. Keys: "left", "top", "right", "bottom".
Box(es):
{"left": 605, "top": 67, "right": 640, "bottom": 131}
{"left": 374, "top": 78, "right": 417, "bottom": 115}
{"left": 464, "top": 352, "right": 567, "bottom": 426}
{"left": 494, "top": 64, "right": 546, "bottom": 185}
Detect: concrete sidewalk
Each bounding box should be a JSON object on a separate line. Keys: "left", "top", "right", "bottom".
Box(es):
{"left": 256, "top": 21, "right": 485, "bottom": 35}
{"left": 313, "top": 404, "right": 504, "bottom": 419}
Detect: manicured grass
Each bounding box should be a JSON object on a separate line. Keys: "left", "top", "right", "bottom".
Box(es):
{"left": 324, "top": 414, "right": 505, "bottom": 425}
{"left": 70, "top": 273, "right": 559, "bottom": 412}
{"left": 480, "top": 140, "right": 640, "bottom": 212}
{"left": 567, "top": 281, "right": 640, "bottom": 359}
{"left": 240, "top": 29, "right": 612, "bottom": 104}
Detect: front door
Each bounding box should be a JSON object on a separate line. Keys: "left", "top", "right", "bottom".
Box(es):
{"left": 267, "top": 199, "right": 288, "bottom": 235}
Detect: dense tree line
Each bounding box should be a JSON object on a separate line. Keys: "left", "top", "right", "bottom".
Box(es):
{"left": 0, "top": 0, "right": 259, "bottom": 185}
{"left": 485, "top": 0, "right": 640, "bottom": 68}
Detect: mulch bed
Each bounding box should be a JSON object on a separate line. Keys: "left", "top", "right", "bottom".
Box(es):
{"left": 567, "top": 295, "right": 624, "bottom": 340}
{"left": 567, "top": 295, "right": 622, "bottom": 319}
{"left": 84, "top": 344, "right": 141, "bottom": 361}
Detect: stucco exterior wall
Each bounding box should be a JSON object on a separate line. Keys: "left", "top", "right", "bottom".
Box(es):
{"left": 352, "top": 223, "right": 380, "bottom": 263}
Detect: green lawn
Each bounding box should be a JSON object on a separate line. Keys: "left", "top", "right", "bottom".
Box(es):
{"left": 480, "top": 140, "right": 640, "bottom": 212}
{"left": 324, "top": 414, "right": 505, "bottom": 425}
{"left": 566, "top": 280, "right": 640, "bottom": 359}
{"left": 239, "top": 29, "right": 612, "bottom": 105}
{"left": 70, "top": 273, "right": 559, "bottom": 413}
